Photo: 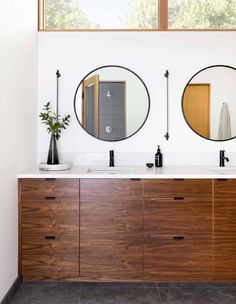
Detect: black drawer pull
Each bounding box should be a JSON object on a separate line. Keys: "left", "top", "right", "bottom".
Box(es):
{"left": 130, "top": 178, "right": 141, "bottom": 181}
{"left": 45, "top": 236, "right": 56, "bottom": 240}
{"left": 173, "top": 178, "right": 184, "bottom": 181}
{"left": 173, "top": 196, "right": 184, "bottom": 200}
{"left": 45, "top": 178, "right": 56, "bottom": 181}
{"left": 173, "top": 236, "right": 185, "bottom": 240}
{"left": 217, "top": 179, "right": 228, "bottom": 181}
{"left": 45, "top": 196, "right": 56, "bottom": 200}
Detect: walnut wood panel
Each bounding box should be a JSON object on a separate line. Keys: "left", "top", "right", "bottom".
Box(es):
{"left": 214, "top": 179, "right": 236, "bottom": 199}
{"left": 21, "top": 199, "right": 79, "bottom": 237}
{"left": 144, "top": 195, "right": 213, "bottom": 276}
{"left": 80, "top": 180, "right": 143, "bottom": 278}
{"left": 214, "top": 199, "right": 236, "bottom": 219}
{"left": 144, "top": 198, "right": 212, "bottom": 238}
{"left": 214, "top": 218, "right": 236, "bottom": 274}
{"left": 22, "top": 237, "right": 79, "bottom": 281}
{"left": 80, "top": 178, "right": 143, "bottom": 200}
{"left": 20, "top": 178, "right": 79, "bottom": 200}
{"left": 144, "top": 179, "right": 212, "bottom": 199}
{"left": 144, "top": 238, "right": 212, "bottom": 275}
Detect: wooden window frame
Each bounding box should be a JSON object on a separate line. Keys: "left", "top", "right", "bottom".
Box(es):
{"left": 38, "top": 0, "right": 236, "bottom": 32}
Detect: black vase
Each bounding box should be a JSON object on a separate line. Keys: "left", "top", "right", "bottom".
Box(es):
{"left": 47, "top": 134, "right": 59, "bottom": 165}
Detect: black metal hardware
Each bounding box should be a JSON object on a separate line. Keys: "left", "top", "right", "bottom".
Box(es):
{"left": 45, "top": 178, "right": 56, "bottom": 181}
{"left": 56, "top": 70, "right": 61, "bottom": 118}
{"left": 45, "top": 196, "right": 56, "bottom": 200}
{"left": 217, "top": 179, "right": 228, "bottom": 181}
{"left": 219, "top": 150, "right": 229, "bottom": 167}
{"left": 45, "top": 236, "right": 56, "bottom": 240}
{"left": 173, "top": 178, "right": 185, "bottom": 181}
{"left": 130, "top": 178, "right": 141, "bottom": 181}
{"left": 173, "top": 197, "right": 184, "bottom": 200}
{"left": 109, "top": 150, "right": 114, "bottom": 167}
{"left": 173, "top": 236, "right": 185, "bottom": 240}
{"left": 164, "top": 70, "right": 169, "bottom": 140}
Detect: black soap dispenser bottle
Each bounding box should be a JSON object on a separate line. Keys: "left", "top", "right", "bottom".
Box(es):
{"left": 155, "top": 145, "right": 163, "bottom": 167}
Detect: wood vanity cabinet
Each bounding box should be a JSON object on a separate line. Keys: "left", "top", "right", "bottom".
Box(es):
{"left": 214, "top": 179, "right": 236, "bottom": 275}
{"left": 18, "top": 177, "right": 236, "bottom": 282}
{"left": 143, "top": 179, "right": 213, "bottom": 278}
{"left": 79, "top": 179, "right": 143, "bottom": 279}
{"left": 19, "top": 178, "right": 79, "bottom": 281}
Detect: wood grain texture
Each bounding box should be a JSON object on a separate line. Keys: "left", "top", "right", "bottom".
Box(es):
{"left": 214, "top": 179, "right": 236, "bottom": 199}
{"left": 22, "top": 237, "right": 79, "bottom": 281}
{"left": 80, "top": 179, "right": 143, "bottom": 278}
{"left": 21, "top": 178, "right": 79, "bottom": 200}
{"left": 144, "top": 196, "right": 213, "bottom": 276}
{"left": 144, "top": 179, "right": 212, "bottom": 199}
{"left": 80, "top": 178, "right": 143, "bottom": 200}
{"left": 144, "top": 238, "right": 212, "bottom": 275}
{"left": 21, "top": 199, "right": 79, "bottom": 237}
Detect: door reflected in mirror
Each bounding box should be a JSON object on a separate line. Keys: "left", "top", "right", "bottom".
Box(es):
{"left": 182, "top": 65, "right": 236, "bottom": 141}
{"left": 74, "top": 66, "right": 150, "bottom": 142}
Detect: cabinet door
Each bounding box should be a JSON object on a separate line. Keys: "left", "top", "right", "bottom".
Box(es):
{"left": 80, "top": 179, "right": 143, "bottom": 279}
{"left": 144, "top": 198, "right": 213, "bottom": 276}
{"left": 214, "top": 179, "right": 236, "bottom": 274}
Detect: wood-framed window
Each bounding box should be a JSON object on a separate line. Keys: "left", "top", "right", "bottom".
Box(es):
{"left": 38, "top": 0, "right": 236, "bottom": 31}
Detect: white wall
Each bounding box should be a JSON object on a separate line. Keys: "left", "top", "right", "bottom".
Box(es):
{"left": 0, "top": 0, "right": 37, "bottom": 301}
{"left": 38, "top": 32, "right": 236, "bottom": 166}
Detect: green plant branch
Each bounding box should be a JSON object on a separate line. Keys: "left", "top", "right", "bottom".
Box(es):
{"left": 39, "top": 102, "right": 71, "bottom": 139}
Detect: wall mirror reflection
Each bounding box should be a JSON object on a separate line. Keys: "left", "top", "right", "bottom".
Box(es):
{"left": 182, "top": 65, "right": 236, "bottom": 141}
{"left": 74, "top": 66, "right": 150, "bottom": 141}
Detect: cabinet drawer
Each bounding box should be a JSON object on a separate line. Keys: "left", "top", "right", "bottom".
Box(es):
{"left": 21, "top": 199, "right": 79, "bottom": 237}
{"left": 144, "top": 237, "right": 212, "bottom": 275}
{"left": 144, "top": 179, "right": 212, "bottom": 199}
{"left": 80, "top": 179, "right": 143, "bottom": 200}
{"left": 214, "top": 179, "right": 236, "bottom": 199}
{"left": 215, "top": 199, "right": 236, "bottom": 218}
{"left": 22, "top": 237, "right": 79, "bottom": 281}
{"left": 20, "top": 179, "right": 79, "bottom": 200}
{"left": 144, "top": 198, "right": 212, "bottom": 238}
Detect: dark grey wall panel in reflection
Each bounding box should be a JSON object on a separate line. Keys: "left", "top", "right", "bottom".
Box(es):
{"left": 85, "top": 85, "right": 95, "bottom": 136}
{"left": 99, "top": 82, "right": 125, "bottom": 141}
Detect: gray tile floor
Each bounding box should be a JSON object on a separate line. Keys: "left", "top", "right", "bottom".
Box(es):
{"left": 9, "top": 282, "right": 236, "bottom": 304}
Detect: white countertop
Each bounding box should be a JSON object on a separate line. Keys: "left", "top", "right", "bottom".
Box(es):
{"left": 17, "top": 165, "right": 236, "bottom": 179}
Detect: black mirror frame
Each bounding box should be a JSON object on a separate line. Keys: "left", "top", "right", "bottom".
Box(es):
{"left": 74, "top": 65, "right": 151, "bottom": 142}
{"left": 181, "top": 64, "right": 236, "bottom": 142}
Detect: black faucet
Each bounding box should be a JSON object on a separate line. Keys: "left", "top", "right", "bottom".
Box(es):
{"left": 219, "top": 150, "right": 229, "bottom": 167}
{"left": 109, "top": 150, "right": 114, "bottom": 167}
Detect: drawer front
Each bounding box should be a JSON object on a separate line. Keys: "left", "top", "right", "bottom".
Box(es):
{"left": 80, "top": 179, "right": 143, "bottom": 200}
{"left": 144, "top": 198, "right": 212, "bottom": 238}
{"left": 214, "top": 179, "right": 236, "bottom": 199}
{"left": 21, "top": 199, "right": 79, "bottom": 237}
{"left": 22, "top": 237, "right": 79, "bottom": 281}
{"left": 144, "top": 179, "right": 212, "bottom": 199}
{"left": 215, "top": 199, "right": 236, "bottom": 218}
{"left": 144, "top": 237, "right": 212, "bottom": 275}
{"left": 20, "top": 179, "right": 79, "bottom": 200}
{"left": 214, "top": 218, "right": 236, "bottom": 274}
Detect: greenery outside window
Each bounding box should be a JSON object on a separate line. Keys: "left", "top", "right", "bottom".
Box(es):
{"left": 38, "top": 0, "right": 236, "bottom": 31}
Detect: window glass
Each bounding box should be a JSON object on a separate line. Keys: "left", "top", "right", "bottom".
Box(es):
{"left": 169, "top": 0, "right": 236, "bottom": 29}
{"left": 44, "top": 0, "right": 159, "bottom": 30}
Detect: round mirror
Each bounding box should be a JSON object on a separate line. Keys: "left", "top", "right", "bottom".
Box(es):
{"left": 182, "top": 65, "right": 236, "bottom": 141}
{"left": 74, "top": 65, "right": 150, "bottom": 141}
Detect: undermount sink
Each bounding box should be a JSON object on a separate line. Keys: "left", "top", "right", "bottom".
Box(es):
{"left": 209, "top": 166, "right": 236, "bottom": 173}
{"left": 87, "top": 166, "right": 136, "bottom": 174}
